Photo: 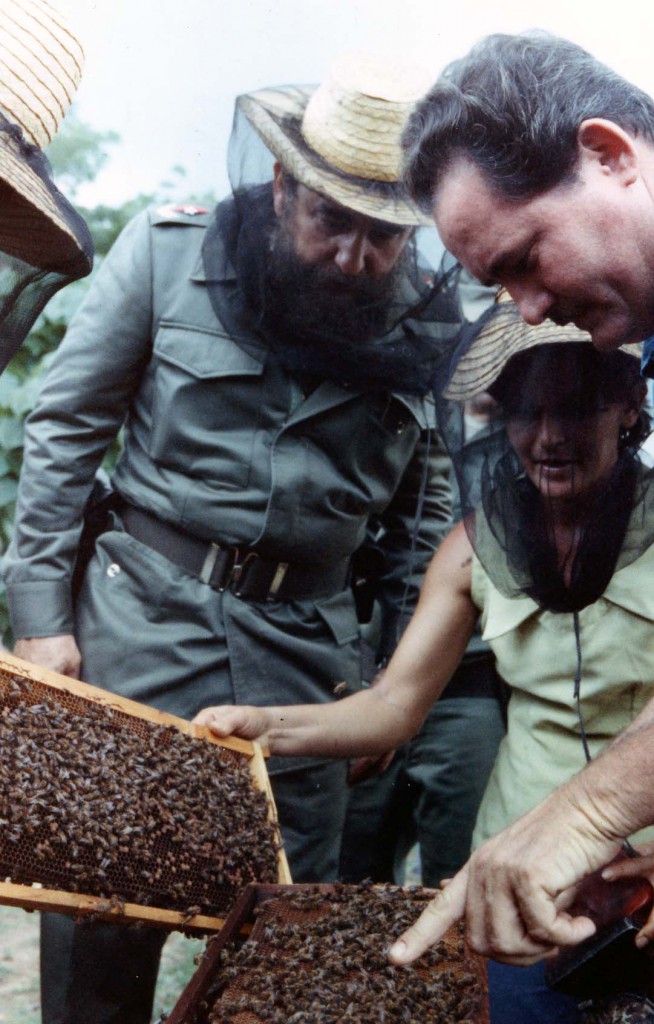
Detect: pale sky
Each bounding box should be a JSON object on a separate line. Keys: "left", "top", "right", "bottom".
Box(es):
{"left": 62, "top": 0, "right": 654, "bottom": 206}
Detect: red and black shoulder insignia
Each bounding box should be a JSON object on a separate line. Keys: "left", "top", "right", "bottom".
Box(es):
{"left": 154, "top": 202, "right": 211, "bottom": 222}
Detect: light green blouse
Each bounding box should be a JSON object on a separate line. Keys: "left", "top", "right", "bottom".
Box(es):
{"left": 471, "top": 537, "right": 654, "bottom": 848}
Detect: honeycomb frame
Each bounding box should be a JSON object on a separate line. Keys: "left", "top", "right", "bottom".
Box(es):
{"left": 0, "top": 653, "right": 291, "bottom": 933}
{"left": 166, "top": 883, "right": 490, "bottom": 1024}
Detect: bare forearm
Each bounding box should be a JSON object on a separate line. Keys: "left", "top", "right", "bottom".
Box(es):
{"left": 196, "top": 523, "right": 477, "bottom": 759}
{"left": 197, "top": 683, "right": 425, "bottom": 758}
{"left": 198, "top": 617, "right": 472, "bottom": 759}
{"left": 559, "top": 698, "right": 654, "bottom": 843}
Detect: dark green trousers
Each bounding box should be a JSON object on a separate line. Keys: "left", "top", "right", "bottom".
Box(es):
{"left": 41, "top": 526, "right": 354, "bottom": 1023}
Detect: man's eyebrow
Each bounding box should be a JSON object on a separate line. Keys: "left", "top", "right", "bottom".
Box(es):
{"left": 486, "top": 239, "right": 534, "bottom": 284}
{"left": 485, "top": 249, "right": 515, "bottom": 283}
{"left": 315, "top": 202, "right": 405, "bottom": 236}
{"left": 477, "top": 270, "right": 499, "bottom": 288}
{"left": 315, "top": 200, "right": 352, "bottom": 222}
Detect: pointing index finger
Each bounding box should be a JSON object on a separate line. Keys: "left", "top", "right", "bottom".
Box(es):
{"left": 388, "top": 867, "right": 468, "bottom": 965}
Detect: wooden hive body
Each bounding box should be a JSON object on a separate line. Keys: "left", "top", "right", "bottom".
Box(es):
{"left": 167, "top": 883, "right": 489, "bottom": 1024}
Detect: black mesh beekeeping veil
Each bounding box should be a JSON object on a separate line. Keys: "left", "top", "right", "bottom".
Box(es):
{"left": 434, "top": 298, "right": 654, "bottom": 613}
{"left": 0, "top": 112, "right": 93, "bottom": 372}
{"left": 200, "top": 79, "right": 463, "bottom": 396}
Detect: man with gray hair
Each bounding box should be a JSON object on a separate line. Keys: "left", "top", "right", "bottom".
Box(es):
{"left": 389, "top": 30, "right": 654, "bottom": 976}
{"left": 402, "top": 32, "right": 654, "bottom": 353}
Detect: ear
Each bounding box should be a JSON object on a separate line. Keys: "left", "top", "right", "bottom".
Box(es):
{"left": 577, "top": 119, "right": 639, "bottom": 184}
{"left": 272, "top": 162, "right": 286, "bottom": 217}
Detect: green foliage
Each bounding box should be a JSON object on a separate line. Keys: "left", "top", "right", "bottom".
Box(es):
{"left": 80, "top": 196, "right": 156, "bottom": 257}
{"left": 46, "top": 112, "right": 120, "bottom": 197}
{"left": 0, "top": 113, "right": 216, "bottom": 643}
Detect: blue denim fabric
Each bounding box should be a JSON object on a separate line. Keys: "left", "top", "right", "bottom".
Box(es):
{"left": 488, "top": 961, "right": 580, "bottom": 1024}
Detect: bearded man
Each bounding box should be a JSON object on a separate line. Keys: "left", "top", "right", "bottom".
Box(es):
{"left": 3, "top": 53, "right": 460, "bottom": 1024}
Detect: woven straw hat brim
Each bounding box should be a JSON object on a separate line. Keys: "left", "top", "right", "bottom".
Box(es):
{"left": 445, "top": 313, "right": 641, "bottom": 402}
{"left": 0, "top": 0, "right": 89, "bottom": 271}
{"left": 0, "top": 136, "right": 87, "bottom": 271}
{"left": 238, "top": 87, "right": 432, "bottom": 227}
{"left": 0, "top": 0, "right": 84, "bottom": 149}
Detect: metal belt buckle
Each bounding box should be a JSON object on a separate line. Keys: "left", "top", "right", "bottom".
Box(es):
{"left": 201, "top": 544, "right": 290, "bottom": 600}
{"left": 232, "top": 552, "right": 289, "bottom": 601}
{"left": 200, "top": 543, "right": 237, "bottom": 591}
{"left": 229, "top": 550, "right": 258, "bottom": 595}
{"left": 266, "top": 562, "right": 289, "bottom": 600}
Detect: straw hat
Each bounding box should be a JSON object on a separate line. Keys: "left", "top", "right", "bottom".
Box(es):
{"left": 237, "top": 51, "right": 434, "bottom": 226}
{"left": 0, "top": 0, "right": 90, "bottom": 272}
{"left": 445, "top": 291, "right": 642, "bottom": 401}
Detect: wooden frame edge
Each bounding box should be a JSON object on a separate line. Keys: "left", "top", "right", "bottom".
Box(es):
{"left": 0, "top": 880, "right": 226, "bottom": 933}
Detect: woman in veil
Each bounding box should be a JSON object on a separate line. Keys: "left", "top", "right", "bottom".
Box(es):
{"left": 196, "top": 300, "right": 654, "bottom": 1022}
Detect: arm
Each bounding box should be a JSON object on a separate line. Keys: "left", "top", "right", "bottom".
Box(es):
{"left": 389, "top": 690, "right": 654, "bottom": 966}
{"left": 347, "top": 425, "right": 452, "bottom": 781}
{"left": 196, "top": 521, "right": 478, "bottom": 757}
{"left": 2, "top": 211, "right": 155, "bottom": 643}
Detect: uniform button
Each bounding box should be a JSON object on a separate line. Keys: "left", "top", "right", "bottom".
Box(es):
{"left": 107, "top": 563, "right": 121, "bottom": 578}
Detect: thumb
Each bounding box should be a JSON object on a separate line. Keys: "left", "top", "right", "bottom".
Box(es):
{"left": 193, "top": 706, "right": 253, "bottom": 736}
{"left": 388, "top": 866, "right": 468, "bottom": 965}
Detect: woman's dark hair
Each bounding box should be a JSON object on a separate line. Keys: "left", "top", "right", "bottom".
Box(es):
{"left": 488, "top": 343, "right": 650, "bottom": 454}
{"left": 472, "top": 343, "right": 651, "bottom": 611}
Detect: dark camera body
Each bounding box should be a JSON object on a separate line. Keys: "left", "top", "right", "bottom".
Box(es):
{"left": 547, "top": 855, "right": 654, "bottom": 1007}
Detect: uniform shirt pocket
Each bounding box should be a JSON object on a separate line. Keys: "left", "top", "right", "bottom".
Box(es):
{"left": 148, "top": 322, "right": 265, "bottom": 488}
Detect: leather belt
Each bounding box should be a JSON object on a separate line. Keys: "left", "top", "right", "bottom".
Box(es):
{"left": 119, "top": 504, "right": 350, "bottom": 603}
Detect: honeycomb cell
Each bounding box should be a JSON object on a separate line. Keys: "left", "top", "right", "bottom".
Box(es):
{"left": 0, "top": 668, "right": 281, "bottom": 918}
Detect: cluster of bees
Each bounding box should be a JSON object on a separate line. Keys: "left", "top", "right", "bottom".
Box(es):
{"left": 582, "top": 994, "right": 654, "bottom": 1024}
{"left": 0, "top": 672, "right": 488, "bottom": 1020}
{"left": 0, "top": 672, "right": 280, "bottom": 916}
{"left": 200, "top": 884, "right": 485, "bottom": 1023}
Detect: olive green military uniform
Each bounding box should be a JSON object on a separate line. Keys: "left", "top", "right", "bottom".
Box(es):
{"left": 3, "top": 203, "right": 454, "bottom": 1024}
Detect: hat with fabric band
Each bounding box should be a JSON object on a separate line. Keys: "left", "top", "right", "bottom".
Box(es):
{"left": 237, "top": 51, "right": 434, "bottom": 227}
{"left": 444, "top": 291, "right": 641, "bottom": 401}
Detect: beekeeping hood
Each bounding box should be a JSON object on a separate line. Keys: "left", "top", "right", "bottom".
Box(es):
{"left": 200, "top": 51, "right": 462, "bottom": 395}
{"left": 434, "top": 294, "right": 654, "bottom": 612}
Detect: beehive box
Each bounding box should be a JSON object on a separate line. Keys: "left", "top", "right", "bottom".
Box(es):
{"left": 166, "top": 883, "right": 489, "bottom": 1023}
{"left": 580, "top": 993, "right": 654, "bottom": 1023}
{"left": 0, "top": 653, "right": 291, "bottom": 933}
